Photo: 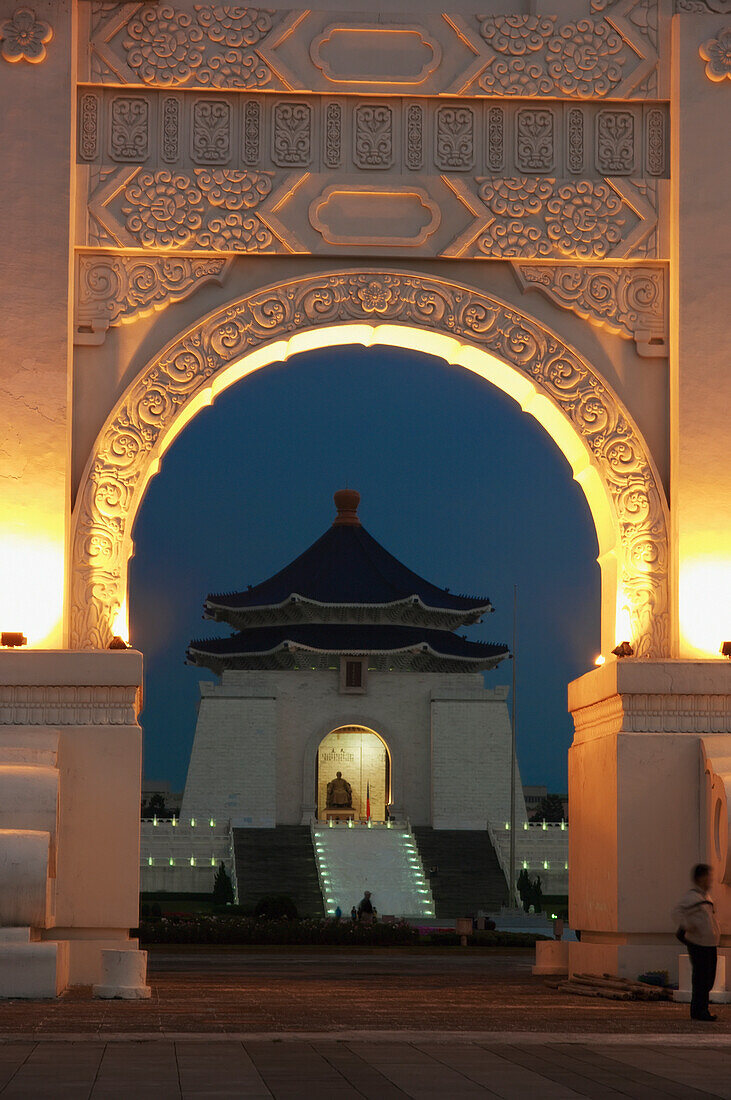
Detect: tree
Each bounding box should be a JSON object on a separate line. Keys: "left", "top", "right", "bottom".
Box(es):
{"left": 212, "top": 861, "right": 234, "bottom": 906}
{"left": 529, "top": 794, "right": 566, "bottom": 823}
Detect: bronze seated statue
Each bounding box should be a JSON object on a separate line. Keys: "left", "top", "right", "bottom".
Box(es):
{"left": 326, "top": 771, "right": 352, "bottom": 809}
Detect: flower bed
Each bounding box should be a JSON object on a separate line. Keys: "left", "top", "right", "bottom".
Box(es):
{"left": 138, "top": 916, "right": 420, "bottom": 946}
{"left": 137, "top": 916, "right": 548, "bottom": 947}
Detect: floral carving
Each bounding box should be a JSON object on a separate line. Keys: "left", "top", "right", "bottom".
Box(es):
{"left": 477, "top": 178, "right": 629, "bottom": 260}
{"left": 120, "top": 168, "right": 274, "bottom": 251}
{"left": 513, "top": 264, "right": 667, "bottom": 355}
{"left": 123, "top": 171, "right": 205, "bottom": 247}
{"left": 699, "top": 26, "right": 731, "bottom": 81}
{"left": 76, "top": 254, "right": 230, "bottom": 339}
{"left": 596, "top": 111, "right": 635, "bottom": 174}
{"left": 272, "top": 102, "right": 311, "bottom": 167}
{"left": 122, "top": 5, "right": 274, "bottom": 88}
{"left": 324, "top": 103, "right": 342, "bottom": 169}
{"left": 110, "top": 97, "right": 149, "bottom": 162}
{"left": 434, "top": 106, "right": 474, "bottom": 171}
{"left": 354, "top": 105, "right": 393, "bottom": 169}
{"left": 478, "top": 14, "right": 628, "bottom": 97}
{"left": 192, "top": 99, "right": 231, "bottom": 164}
{"left": 70, "top": 272, "right": 669, "bottom": 659}
{"left": 0, "top": 6, "right": 52, "bottom": 64}
{"left": 545, "top": 182, "right": 624, "bottom": 258}
{"left": 515, "top": 109, "right": 554, "bottom": 172}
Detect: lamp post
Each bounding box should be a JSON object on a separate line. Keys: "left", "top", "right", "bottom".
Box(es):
{"left": 509, "top": 584, "right": 517, "bottom": 908}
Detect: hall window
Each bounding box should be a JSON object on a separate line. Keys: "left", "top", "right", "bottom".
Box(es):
{"left": 340, "top": 657, "right": 367, "bottom": 693}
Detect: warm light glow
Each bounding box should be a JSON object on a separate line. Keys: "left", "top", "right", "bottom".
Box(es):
{"left": 0, "top": 532, "right": 64, "bottom": 647}
{"left": 595, "top": 655, "right": 606, "bottom": 666}
{"left": 111, "top": 599, "right": 129, "bottom": 645}
{"left": 615, "top": 593, "right": 633, "bottom": 648}
{"left": 679, "top": 554, "right": 731, "bottom": 658}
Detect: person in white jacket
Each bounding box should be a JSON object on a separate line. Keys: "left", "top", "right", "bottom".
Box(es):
{"left": 673, "top": 863, "right": 721, "bottom": 1021}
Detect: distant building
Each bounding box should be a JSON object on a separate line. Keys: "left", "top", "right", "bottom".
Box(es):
{"left": 141, "top": 492, "right": 568, "bottom": 911}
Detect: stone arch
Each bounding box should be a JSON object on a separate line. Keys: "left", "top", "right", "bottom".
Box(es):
{"left": 70, "top": 269, "right": 670, "bottom": 657}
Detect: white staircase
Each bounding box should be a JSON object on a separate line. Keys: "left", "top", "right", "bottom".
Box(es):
{"left": 311, "top": 822, "right": 434, "bottom": 919}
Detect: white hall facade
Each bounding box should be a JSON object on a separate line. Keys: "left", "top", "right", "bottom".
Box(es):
{"left": 141, "top": 492, "right": 569, "bottom": 906}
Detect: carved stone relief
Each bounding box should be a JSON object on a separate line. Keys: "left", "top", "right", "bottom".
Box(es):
{"left": 446, "top": 177, "right": 657, "bottom": 261}
{"left": 324, "top": 102, "right": 342, "bottom": 168}
{"left": 79, "top": 93, "right": 99, "bottom": 161}
{"left": 85, "top": 3, "right": 662, "bottom": 99}
{"left": 434, "top": 106, "right": 474, "bottom": 170}
{"left": 88, "top": 168, "right": 276, "bottom": 252}
{"left": 467, "top": 1, "right": 658, "bottom": 98}
{"left": 699, "top": 26, "right": 731, "bottom": 81}
{"left": 79, "top": 90, "right": 670, "bottom": 183}
{"left": 512, "top": 264, "right": 668, "bottom": 356}
{"left": 110, "top": 96, "right": 149, "bottom": 162}
{"left": 353, "top": 104, "right": 393, "bottom": 169}
{"left": 191, "top": 99, "right": 232, "bottom": 164}
{"left": 70, "top": 271, "right": 669, "bottom": 657}
{"left": 516, "top": 109, "right": 554, "bottom": 173}
{"left": 75, "top": 254, "right": 232, "bottom": 345}
{"left": 272, "top": 102, "right": 312, "bottom": 166}
{"left": 161, "top": 96, "right": 180, "bottom": 163}
{"left": 486, "top": 107, "right": 504, "bottom": 172}
{"left": 405, "top": 104, "right": 423, "bottom": 170}
{"left": 0, "top": 6, "right": 52, "bottom": 64}
{"left": 596, "top": 110, "right": 635, "bottom": 174}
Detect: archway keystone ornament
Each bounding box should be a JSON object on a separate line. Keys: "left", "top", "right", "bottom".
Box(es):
{"left": 70, "top": 271, "right": 669, "bottom": 656}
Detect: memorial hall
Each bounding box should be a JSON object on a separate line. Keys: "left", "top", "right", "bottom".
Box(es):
{"left": 141, "top": 490, "right": 568, "bottom": 917}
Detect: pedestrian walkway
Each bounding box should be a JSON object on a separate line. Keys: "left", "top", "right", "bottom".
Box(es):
{"left": 1, "top": 1036, "right": 731, "bottom": 1098}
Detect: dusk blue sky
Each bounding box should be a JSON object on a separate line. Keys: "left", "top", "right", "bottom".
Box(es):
{"left": 130, "top": 345, "right": 599, "bottom": 796}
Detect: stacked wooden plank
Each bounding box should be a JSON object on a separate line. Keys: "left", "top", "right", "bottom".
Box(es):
{"left": 546, "top": 972, "right": 673, "bottom": 1001}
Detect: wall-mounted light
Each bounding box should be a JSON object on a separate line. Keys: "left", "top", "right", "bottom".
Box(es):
{"left": 1, "top": 632, "right": 26, "bottom": 647}
{"left": 612, "top": 640, "right": 634, "bottom": 658}
{"left": 721, "top": 642, "right": 731, "bottom": 659}
{"left": 108, "top": 636, "right": 129, "bottom": 650}
{"left": 595, "top": 655, "right": 605, "bottom": 666}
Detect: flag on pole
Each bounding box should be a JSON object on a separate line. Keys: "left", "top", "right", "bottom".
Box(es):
{"left": 366, "top": 781, "right": 371, "bottom": 821}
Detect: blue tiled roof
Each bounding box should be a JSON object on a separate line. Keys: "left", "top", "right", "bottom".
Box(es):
{"left": 188, "top": 623, "right": 508, "bottom": 661}
{"left": 206, "top": 524, "right": 491, "bottom": 615}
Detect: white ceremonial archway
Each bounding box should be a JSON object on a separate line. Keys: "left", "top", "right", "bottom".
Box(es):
{"left": 70, "top": 269, "right": 670, "bottom": 658}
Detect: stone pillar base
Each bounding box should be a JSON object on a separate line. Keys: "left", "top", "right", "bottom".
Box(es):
{"left": 93, "top": 949, "right": 151, "bottom": 999}
{"left": 673, "top": 953, "right": 731, "bottom": 1003}
{"left": 532, "top": 939, "right": 569, "bottom": 975}
{"left": 0, "top": 932, "right": 69, "bottom": 998}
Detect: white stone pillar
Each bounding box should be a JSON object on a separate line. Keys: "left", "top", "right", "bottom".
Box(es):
{"left": 670, "top": 14, "right": 731, "bottom": 658}
{"left": 0, "top": 649, "right": 144, "bottom": 993}
{"left": 568, "top": 660, "right": 731, "bottom": 981}
{"left": 0, "top": 1, "right": 75, "bottom": 648}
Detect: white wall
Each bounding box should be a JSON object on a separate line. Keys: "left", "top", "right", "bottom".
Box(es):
{"left": 431, "top": 685, "right": 527, "bottom": 830}
{"left": 180, "top": 687, "right": 277, "bottom": 826}
{"left": 180, "top": 669, "right": 524, "bottom": 831}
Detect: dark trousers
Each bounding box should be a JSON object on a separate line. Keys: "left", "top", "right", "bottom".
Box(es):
{"left": 687, "top": 942, "right": 717, "bottom": 1018}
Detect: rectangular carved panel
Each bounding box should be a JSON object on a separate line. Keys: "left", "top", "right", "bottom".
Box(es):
{"left": 78, "top": 90, "right": 670, "bottom": 183}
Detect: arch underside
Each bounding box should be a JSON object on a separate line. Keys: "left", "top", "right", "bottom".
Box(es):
{"left": 70, "top": 270, "right": 670, "bottom": 657}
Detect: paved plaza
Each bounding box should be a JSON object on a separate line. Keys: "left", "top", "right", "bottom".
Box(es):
{"left": 1, "top": 951, "right": 731, "bottom": 1096}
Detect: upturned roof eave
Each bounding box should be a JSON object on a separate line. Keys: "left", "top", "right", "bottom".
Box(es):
{"left": 187, "top": 639, "right": 507, "bottom": 665}
{"left": 204, "top": 592, "right": 493, "bottom": 618}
